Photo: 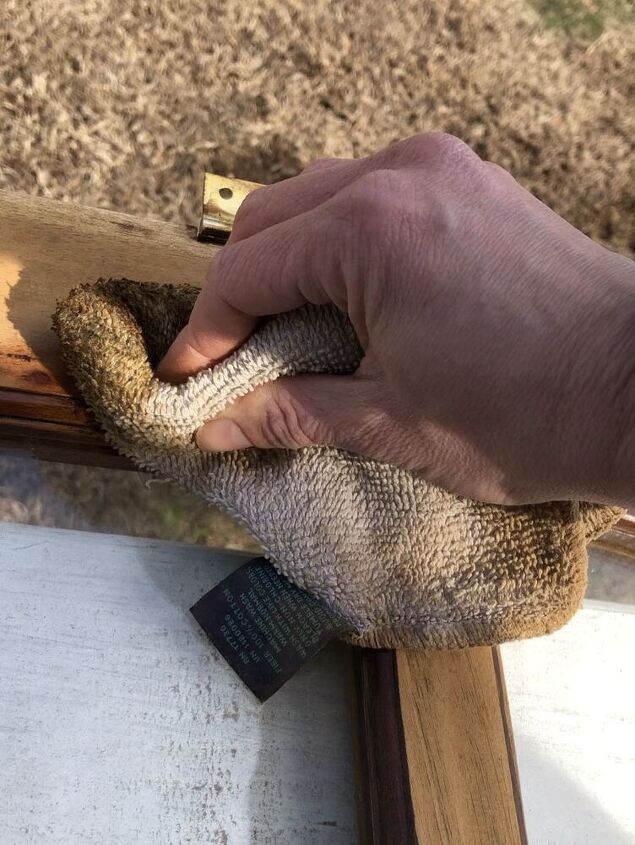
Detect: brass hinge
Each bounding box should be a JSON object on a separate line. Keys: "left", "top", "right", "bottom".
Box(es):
{"left": 197, "top": 173, "right": 262, "bottom": 243}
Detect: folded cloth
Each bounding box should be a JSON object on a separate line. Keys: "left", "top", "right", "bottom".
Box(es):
{"left": 53, "top": 278, "right": 624, "bottom": 649}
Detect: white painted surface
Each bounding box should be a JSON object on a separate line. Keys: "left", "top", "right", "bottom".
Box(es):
{"left": 2, "top": 522, "right": 634, "bottom": 845}
{"left": 0, "top": 523, "right": 357, "bottom": 845}
{"left": 503, "top": 601, "right": 635, "bottom": 845}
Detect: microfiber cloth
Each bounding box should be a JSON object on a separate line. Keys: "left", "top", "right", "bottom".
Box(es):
{"left": 53, "top": 278, "right": 624, "bottom": 649}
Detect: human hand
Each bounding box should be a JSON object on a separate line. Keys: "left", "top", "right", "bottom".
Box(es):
{"left": 157, "top": 133, "right": 635, "bottom": 505}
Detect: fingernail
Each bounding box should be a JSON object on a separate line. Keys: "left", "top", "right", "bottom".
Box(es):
{"left": 196, "top": 419, "right": 252, "bottom": 452}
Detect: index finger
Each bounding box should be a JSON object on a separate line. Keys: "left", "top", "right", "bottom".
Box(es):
{"left": 155, "top": 202, "right": 339, "bottom": 383}
{"left": 153, "top": 303, "right": 256, "bottom": 383}
{"left": 156, "top": 158, "right": 373, "bottom": 383}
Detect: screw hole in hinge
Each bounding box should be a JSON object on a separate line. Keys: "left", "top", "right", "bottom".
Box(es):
{"left": 219, "top": 187, "right": 233, "bottom": 200}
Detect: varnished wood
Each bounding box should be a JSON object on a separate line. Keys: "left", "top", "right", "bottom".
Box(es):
{"left": 0, "top": 189, "right": 215, "bottom": 461}
{"left": 353, "top": 647, "right": 527, "bottom": 845}
{"left": 353, "top": 650, "right": 417, "bottom": 845}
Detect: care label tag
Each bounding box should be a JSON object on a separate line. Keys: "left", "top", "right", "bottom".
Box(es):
{"left": 191, "top": 557, "right": 349, "bottom": 701}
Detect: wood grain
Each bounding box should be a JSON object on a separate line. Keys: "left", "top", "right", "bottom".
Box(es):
{"left": 354, "top": 647, "right": 527, "bottom": 845}
{"left": 0, "top": 189, "right": 215, "bottom": 459}
{"left": 398, "top": 647, "right": 526, "bottom": 845}
{"left": 352, "top": 650, "right": 417, "bottom": 845}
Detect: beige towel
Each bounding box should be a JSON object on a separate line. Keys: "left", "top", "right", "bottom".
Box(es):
{"left": 53, "top": 278, "right": 623, "bottom": 649}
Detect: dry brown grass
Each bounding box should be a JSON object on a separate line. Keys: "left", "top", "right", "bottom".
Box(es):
{"left": 1, "top": 0, "right": 633, "bottom": 250}
{"left": 1, "top": 0, "right": 633, "bottom": 550}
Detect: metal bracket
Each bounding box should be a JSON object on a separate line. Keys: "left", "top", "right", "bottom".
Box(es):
{"left": 197, "top": 173, "right": 262, "bottom": 243}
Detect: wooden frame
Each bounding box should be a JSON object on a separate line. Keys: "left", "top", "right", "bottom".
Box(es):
{"left": 1, "top": 188, "right": 529, "bottom": 843}
{"left": 0, "top": 190, "right": 212, "bottom": 466}
{"left": 353, "top": 647, "right": 526, "bottom": 844}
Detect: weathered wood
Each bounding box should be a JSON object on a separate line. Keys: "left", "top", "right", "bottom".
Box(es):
{"left": 0, "top": 189, "right": 214, "bottom": 459}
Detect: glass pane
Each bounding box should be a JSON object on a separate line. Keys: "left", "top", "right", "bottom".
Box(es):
{"left": 0, "top": 448, "right": 260, "bottom": 552}
{"left": 588, "top": 545, "right": 635, "bottom": 605}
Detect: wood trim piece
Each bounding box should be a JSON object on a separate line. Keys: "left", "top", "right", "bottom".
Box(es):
{"left": 491, "top": 646, "right": 527, "bottom": 838}
{"left": 353, "top": 646, "right": 527, "bottom": 845}
{"left": 0, "top": 414, "right": 133, "bottom": 469}
{"left": 0, "top": 189, "right": 216, "bottom": 463}
{"left": 591, "top": 523, "right": 635, "bottom": 562}
{"left": 353, "top": 649, "right": 418, "bottom": 845}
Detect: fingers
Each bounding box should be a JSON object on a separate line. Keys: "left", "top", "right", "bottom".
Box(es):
{"left": 157, "top": 157, "right": 357, "bottom": 383}
{"left": 157, "top": 133, "right": 464, "bottom": 384}
{"left": 228, "top": 156, "right": 355, "bottom": 245}
{"left": 154, "top": 307, "right": 255, "bottom": 383}
{"left": 195, "top": 371, "right": 394, "bottom": 457}
{"left": 227, "top": 136, "right": 454, "bottom": 247}
{"left": 195, "top": 376, "right": 326, "bottom": 451}
{"left": 157, "top": 201, "right": 347, "bottom": 382}
{"left": 227, "top": 133, "right": 475, "bottom": 247}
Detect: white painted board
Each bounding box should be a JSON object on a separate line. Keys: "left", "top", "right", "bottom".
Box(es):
{"left": 2, "top": 522, "right": 634, "bottom": 845}
{"left": 0, "top": 523, "right": 357, "bottom": 845}
{"left": 503, "top": 601, "right": 635, "bottom": 845}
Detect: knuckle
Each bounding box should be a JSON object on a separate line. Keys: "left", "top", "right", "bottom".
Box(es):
{"left": 231, "top": 186, "right": 271, "bottom": 237}
{"left": 482, "top": 160, "right": 518, "bottom": 195}
{"left": 253, "top": 384, "right": 323, "bottom": 449}
{"left": 302, "top": 156, "right": 341, "bottom": 174}
{"left": 408, "top": 132, "right": 481, "bottom": 175}
{"left": 342, "top": 169, "right": 402, "bottom": 235}
{"left": 424, "top": 131, "right": 467, "bottom": 154}
{"left": 386, "top": 132, "right": 470, "bottom": 165}
{"left": 426, "top": 133, "right": 479, "bottom": 169}
{"left": 484, "top": 160, "right": 510, "bottom": 180}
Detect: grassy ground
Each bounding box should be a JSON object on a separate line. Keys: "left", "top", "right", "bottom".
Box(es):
{"left": 530, "top": 0, "right": 633, "bottom": 40}
{"left": 1, "top": 0, "right": 633, "bottom": 588}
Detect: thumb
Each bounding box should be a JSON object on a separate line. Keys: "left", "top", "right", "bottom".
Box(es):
{"left": 196, "top": 373, "right": 387, "bottom": 455}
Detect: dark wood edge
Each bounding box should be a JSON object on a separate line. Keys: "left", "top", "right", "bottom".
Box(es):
{"left": 491, "top": 646, "right": 529, "bottom": 845}
{"left": 0, "top": 386, "right": 91, "bottom": 426}
{"left": 616, "top": 514, "right": 635, "bottom": 535}
{"left": 352, "top": 648, "right": 418, "bottom": 845}
{"left": 0, "top": 416, "right": 134, "bottom": 470}
{"left": 0, "top": 385, "right": 133, "bottom": 468}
